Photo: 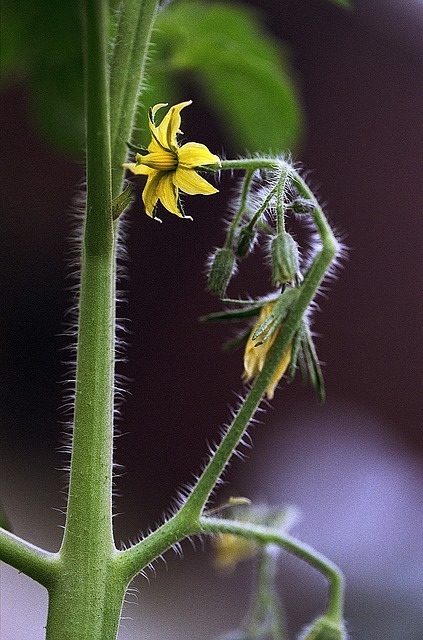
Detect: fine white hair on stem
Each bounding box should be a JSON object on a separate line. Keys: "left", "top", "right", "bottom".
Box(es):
{"left": 56, "top": 180, "right": 134, "bottom": 527}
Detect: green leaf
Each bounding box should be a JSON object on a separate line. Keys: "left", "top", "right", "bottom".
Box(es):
{"left": 328, "top": 0, "right": 351, "bottom": 8}
{"left": 138, "top": 1, "right": 303, "bottom": 154}
{"left": 1, "top": 0, "right": 84, "bottom": 157}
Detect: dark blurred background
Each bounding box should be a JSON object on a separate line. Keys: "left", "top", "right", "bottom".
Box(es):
{"left": 1, "top": 0, "right": 422, "bottom": 638}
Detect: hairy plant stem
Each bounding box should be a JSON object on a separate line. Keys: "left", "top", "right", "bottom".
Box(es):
{"left": 109, "top": 0, "right": 160, "bottom": 196}
{"left": 44, "top": 1, "right": 121, "bottom": 637}
{"left": 0, "top": 531, "right": 57, "bottom": 588}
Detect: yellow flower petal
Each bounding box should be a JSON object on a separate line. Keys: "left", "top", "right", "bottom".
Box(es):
{"left": 157, "top": 173, "right": 182, "bottom": 217}
{"left": 123, "top": 162, "right": 151, "bottom": 176}
{"left": 178, "top": 142, "right": 221, "bottom": 169}
{"left": 128, "top": 101, "right": 219, "bottom": 218}
{"left": 266, "top": 343, "right": 292, "bottom": 400}
{"left": 173, "top": 167, "right": 219, "bottom": 196}
{"left": 138, "top": 151, "right": 177, "bottom": 171}
{"left": 142, "top": 171, "right": 164, "bottom": 217}
{"left": 151, "top": 101, "right": 192, "bottom": 151}
{"left": 243, "top": 302, "right": 291, "bottom": 399}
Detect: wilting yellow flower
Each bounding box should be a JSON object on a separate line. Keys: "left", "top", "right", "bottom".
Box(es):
{"left": 124, "top": 101, "right": 220, "bottom": 219}
{"left": 214, "top": 533, "right": 258, "bottom": 571}
{"left": 243, "top": 301, "right": 292, "bottom": 400}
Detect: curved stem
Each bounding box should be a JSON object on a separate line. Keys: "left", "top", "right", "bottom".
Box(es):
{"left": 0, "top": 528, "right": 58, "bottom": 588}
{"left": 118, "top": 166, "right": 338, "bottom": 587}
{"left": 199, "top": 517, "right": 344, "bottom": 624}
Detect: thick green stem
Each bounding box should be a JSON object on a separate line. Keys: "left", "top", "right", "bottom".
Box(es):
{"left": 109, "top": 0, "right": 160, "bottom": 196}
{"left": 45, "top": 1, "right": 117, "bottom": 637}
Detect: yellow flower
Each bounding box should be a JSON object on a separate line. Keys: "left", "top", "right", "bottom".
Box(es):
{"left": 243, "top": 301, "right": 292, "bottom": 400}
{"left": 124, "top": 101, "right": 220, "bottom": 219}
{"left": 214, "top": 533, "right": 258, "bottom": 571}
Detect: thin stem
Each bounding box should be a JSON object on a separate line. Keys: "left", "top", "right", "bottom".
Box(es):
{"left": 225, "top": 168, "right": 255, "bottom": 248}
{"left": 109, "top": 0, "right": 160, "bottom": 196}
{"left": 0, "top": 529, "right": 58, "bottom": 588}
{"left": 117, "top": 168, "right": 338, "bottom": 585}
{"left": 199, "top": 517, "right": 345, "bottom": 624}
{"left": 220, "top": 158, "right": 282, "bottom": 171}
{"left": 245, "top": 548, "right": 287, "bottom": 640}
{"left": 116, "top": 512, "right": 195, "bottom": 584}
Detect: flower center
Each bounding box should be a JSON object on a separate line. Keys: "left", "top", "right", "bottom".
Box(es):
{"left": 139, "top": 151, "right": 178, "bottom": 171}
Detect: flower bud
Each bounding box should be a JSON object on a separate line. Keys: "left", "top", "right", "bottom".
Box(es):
{"left": 289, "top": 198, "right": 315, "bottom": 214}
{"left": 271, "top": 232, "right": 299, "bottom": 284}
{"left": 298, "top": 616, "right": 347, "bottom": 640}
{"left": 207, "top": 248, "right": 237, "bottom": 298}
{"left": 235, "top": 226, "right": 256, "bottom": 258}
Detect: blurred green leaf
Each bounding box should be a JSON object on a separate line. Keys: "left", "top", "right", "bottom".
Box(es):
{"left": 1, "top": 0, "right": 84, "bottom": 157}
{"left": 328, "top": 0, "right": 351, "bottom": 8}
{"left": 0, "top": 4, "right": 28, "bottom": 80}
{"left": 138, "top": 1, "right": 303, "bottom": 154}
{"left": 1, "top": 0, "right": 303, "bottom": 157}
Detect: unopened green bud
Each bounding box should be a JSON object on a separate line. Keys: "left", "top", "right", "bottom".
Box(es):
{"left": 207, "top": 248, "right": 236, "bottom": 298}
{"left": 289, "top": 198, "right": 315, "bottom": 214}
{"left": 235, "top": 226, "right": 256, "bottom": 258}
{"left": 271, "top": 232, "right": 299, "bottom": 284}
{"left": 298, "top": 617, "right": 347, "bottom": 640}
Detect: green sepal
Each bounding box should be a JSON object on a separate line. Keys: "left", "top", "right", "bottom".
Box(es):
{"left": 301, "top": 324, "right": 326, "bottom": 404}
{"left": 252, "top": 287, "right": 300, "bottom": 343}
{"left": 288, "top": 198, "right": 315, "bottom": 215}
{"left": 112, "top": 183, "right": 135, "bottom": 220}
{"left": 196, "top": 162, "right": 222, "bottom": 173}
{"left": 126, "top": 141, "right": 149, "bottom": 154}
{"left": 286, "top": 325, "right": 304, "bottom": 383}
{"left": 235, "top": 225, "right": 256, "bottom": 258}
{"left": 199, "top": 304, "right": 261, "bottom": 324}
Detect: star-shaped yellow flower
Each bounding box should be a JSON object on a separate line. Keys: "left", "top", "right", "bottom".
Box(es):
{"left": 124, "top": 101, "right": 220, "bottom": 219}
{"left": 243, "top": 301, "right": 292, "bottom": 400}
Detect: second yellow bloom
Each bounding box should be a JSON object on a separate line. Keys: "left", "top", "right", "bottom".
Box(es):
{"left": 243, "top": 301, "right": 292, "bottom": 400}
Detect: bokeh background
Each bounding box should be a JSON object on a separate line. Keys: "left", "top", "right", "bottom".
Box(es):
{"left": 1, "top": 0, "right": 422, "bottom": 638}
